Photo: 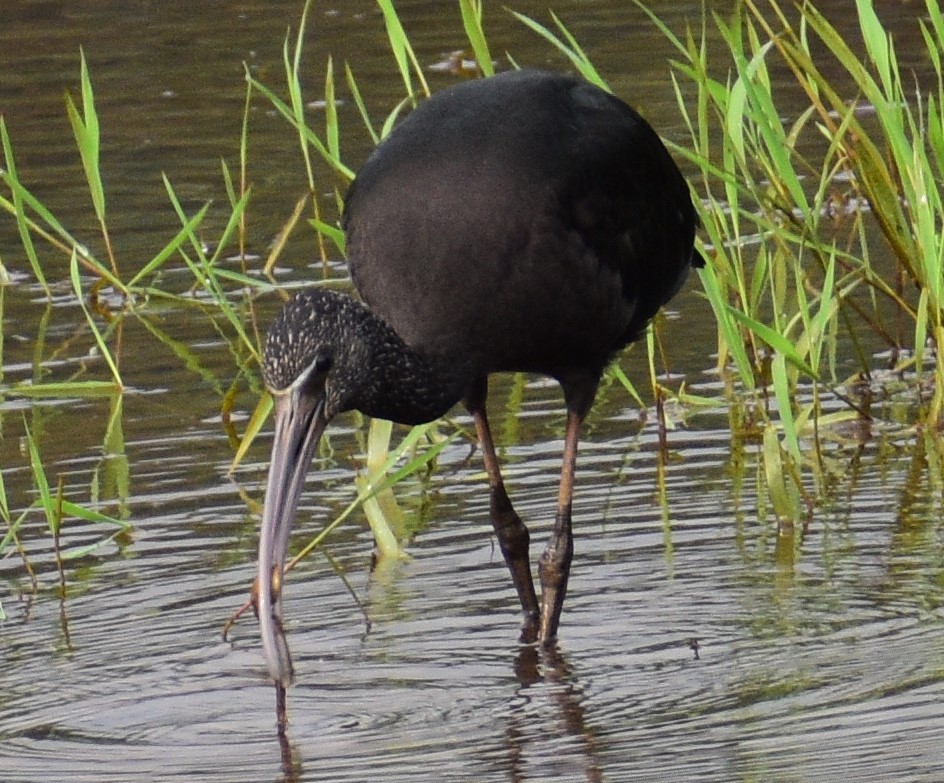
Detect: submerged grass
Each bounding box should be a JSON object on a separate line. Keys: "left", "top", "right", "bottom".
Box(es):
{"left": 2, "top": 0, "right": 944, "bottom": 597}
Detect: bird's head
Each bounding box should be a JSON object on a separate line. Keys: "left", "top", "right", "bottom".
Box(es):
{"left": 256, "top": 287, "right": 367, "bottom": 686}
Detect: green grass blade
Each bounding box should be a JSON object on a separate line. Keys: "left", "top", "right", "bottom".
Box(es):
{"left": 344, "top": 63, "right": 380, "bottom": 145}
{"left": 380, "top": 94, "right": 415, "bottom": 139}
{"left": 206, "top": 188, "right": 252, "bottom": 268}
{"left": 230, "top": 392, "right": 274, "bottom": 474}
{"left": 309, "top": 218, "right": 346, "bottom": 255}
{"left": 263, "top": 192, "right": 309, "bottom": 276}
{"left": 377, "top": 0, "right": 412, "bottom": 94}
{"left": 608, "top": 365, "right": 645, "bottom": 408}
{"left": 126, "top": 202, "right": 211, "bottom": 288}
{"left": 631, "top": 0, "right": 689, "bottom": 58}
{"left": 287, "top": 422, "right": 459, "bottom": 569}
{"left": 246, "top": 70, "right": 355, "bottom": 180}
{"left": 375, "top": 0, "right": 429, "bottom": 98}
{"left": 381, "top": 426, "right": 456, "bottom": 492}
{"left": 0, "top": 460, "right": 9, "bottom": 523}
{"left": 5, "top": 380, "right": 120, "bottom": 398}
{"left": 211, "top": 267, "right": 275, "bottom": 290}
{"left": 771, "top": 353, "right": 801, "bottom": 463}
{"left": 359, "top": 417, "right": 404, "bottom": 559}
{"left": 549, "top": 11, "right": 607, "bottom": 88}
{"left": 726, "top": 305, "right": 819, "bottom": 379}
{"left": 459, "top": 0, "right": 494, "bottom": 76}
{"left": 0, "top": 504, "right": 33, "bottom": 554}
{"left": 809, "top": 252, "right": 838, "bottom": 374}
{"left": 161, "top": 175, "right": 210, "bottom": 262}
{"left": 284, "top": 6, "right": 318, "bottom": 193}
{"left": 509, "top": 11, "right": 606, "bottom": 88}
{"left": 0, "top": 175, "right": 122, "bottom": 289}
{"left": 324, "top": 56, "right": 341, "bottom": 162}
{"left": 60, "top": 499, "right": 130, "bottom": 529}
{"left": 70, "top": 250, "right": 123, "bottom": 387}
{"left": 697, "top": 263, "right": 756, "bottom": 388}
{"left": 1, "top": 118, "right": 50, "bottom": 296}
{"left": 762, "top": 424, "right": 800, "bottom": 522}
{"left": 23, "top": 419, "right": 57, "bottom": 534}
{"left": 65, "top": 49, "right": 105, "bottom": 223}
{"left": 65, "top": 49, "right": 117, "bottom": 275}
{"left": 855, "top": 0, "right": 893, "bottom": 95}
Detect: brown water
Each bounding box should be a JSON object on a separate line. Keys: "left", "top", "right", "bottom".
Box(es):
{"left": 2, "top": 2, "right": 943, "bottom": 782}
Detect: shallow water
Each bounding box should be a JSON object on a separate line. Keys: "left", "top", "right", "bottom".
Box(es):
{"left": 2, "top": 2, "right": 944, "bottom": 782}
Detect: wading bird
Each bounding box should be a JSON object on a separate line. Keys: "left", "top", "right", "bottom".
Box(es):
{"left": 256, "top": 69, "right": 702, "bottom": 687}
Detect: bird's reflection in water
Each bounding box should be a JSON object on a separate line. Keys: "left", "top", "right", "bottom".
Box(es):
{"left": 274, "top": 683, "right": 302, "bottom": 783}
{"left": 268, "top": 645, "right": 603, "bottom": 783}
{"left": 506, "top": 645, "right": 604, "bottom": 783}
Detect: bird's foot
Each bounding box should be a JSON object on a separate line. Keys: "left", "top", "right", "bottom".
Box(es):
{"left": 518, "top": 610, "right": 540, "bottom": 645}
{"left": 537, "top": 518, "right": 573, "bottom": 645}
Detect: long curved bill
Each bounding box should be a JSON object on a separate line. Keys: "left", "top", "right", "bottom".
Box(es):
{"left": 257, "top": 387, "right": 328, "bottom": 687}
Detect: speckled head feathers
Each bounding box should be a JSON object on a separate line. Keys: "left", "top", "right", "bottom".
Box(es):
{"left": 262, "top": 287, "right": 367, "bottom": 392}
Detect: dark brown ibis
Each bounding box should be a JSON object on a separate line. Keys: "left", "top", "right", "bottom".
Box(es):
{"left": 256, "top": 69, "right": 702, "bottom": 687}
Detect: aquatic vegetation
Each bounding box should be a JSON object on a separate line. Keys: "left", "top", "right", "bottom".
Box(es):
{"left": 638, "top": 0, "right": 944, "bottom": 518}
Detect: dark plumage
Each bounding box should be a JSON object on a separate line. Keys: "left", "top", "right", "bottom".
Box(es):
{"left": 256, "top": 69, "right": 702, "bottom": 687}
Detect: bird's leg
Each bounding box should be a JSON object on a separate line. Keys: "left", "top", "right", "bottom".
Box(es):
{"left": 468, "top": 390, "right": 540, "bottom": 642}
{"left": 537, "top": 409, "right": 582, "bottom": 645}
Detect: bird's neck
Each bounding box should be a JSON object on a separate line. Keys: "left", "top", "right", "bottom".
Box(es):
{"left": 345, "top": 310, "right": 469, "bottom": 426}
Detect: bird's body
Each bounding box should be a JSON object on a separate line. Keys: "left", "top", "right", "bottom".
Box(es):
{"left": 345, "top": 70, "right": 696, "bottom": 410}
{"left": 256, "top": 69, "right": 701, "bottom": 688}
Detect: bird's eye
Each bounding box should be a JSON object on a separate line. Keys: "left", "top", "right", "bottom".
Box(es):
{"left": 294, "top": 352, "right": 332, "bottom": 394}
{"left": 313, "top": 353, "right": 332, "bottom": 374}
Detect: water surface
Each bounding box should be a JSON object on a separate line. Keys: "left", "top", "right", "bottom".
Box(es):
{"left": 1, "top": 2, "right": 943, "bottom": 782}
